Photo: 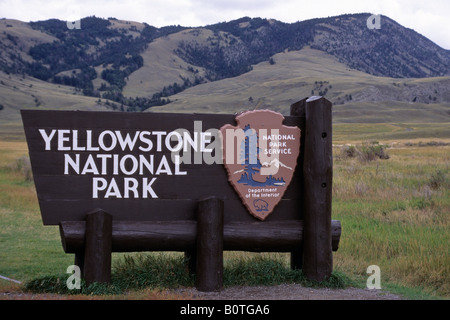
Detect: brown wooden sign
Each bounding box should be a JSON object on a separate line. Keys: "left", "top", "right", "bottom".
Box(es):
{"left": 220, "top": 110, "right": 301, "bottom": 220}
{"left": 21, "top": 110, "right": 303, "bottom": 225}
{"left": 21, "top": 97, "right": 340, "bottom": 289}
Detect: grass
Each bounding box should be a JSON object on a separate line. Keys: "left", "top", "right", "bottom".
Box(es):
{"left": 22, "top": 253, "right": 352, "bottom": 296}
{"left": 0, "top": 133, "right": 449, "bottom": 299}
{"left": 333, "top": 123, "right": 450, "bottom": 142}
{"left": 0, "top": 71, "right": 113, "bottom": 141}
{"left": 332, "top": 141, "right": 449, "bottom": 298}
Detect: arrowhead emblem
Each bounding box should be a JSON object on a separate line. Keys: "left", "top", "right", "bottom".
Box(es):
{"left": 220, "top": 110, "right": 301, "bottom": 220}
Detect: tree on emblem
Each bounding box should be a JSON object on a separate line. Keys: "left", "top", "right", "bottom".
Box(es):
{"left": 237, "top": 125, "right": 286, "bottom": 187}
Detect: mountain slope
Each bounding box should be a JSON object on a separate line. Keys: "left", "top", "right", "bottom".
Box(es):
{"left": 0, "top": 19, "right": 57, "bottom": 74}
{"left": 198, "top": 14, "right": 450, "bottom": 79}
{"left": 1, "top": 14, "right": 449, "bottom": 104}
{"left": 123, "top": 28, "right": 211, "bottom": 98}
{"left": 0, "top": 71, "right": 109, "bottom": 139}
{"left": 0, "top": 13, "right": 449, "bottom": 138}
{"left": 309, "top": 14, "right": 450, "bottom": 78}
{"left": 149, "top": 46, "right": 450, "bottom": 123}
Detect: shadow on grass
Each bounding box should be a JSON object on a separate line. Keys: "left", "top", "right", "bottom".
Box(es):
{"left": 23, "top": 254, "right": 354, "bottom": 296}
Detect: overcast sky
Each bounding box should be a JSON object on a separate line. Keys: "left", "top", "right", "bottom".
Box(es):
{"left": 1, "top": 0, "right": 449, "bottom": 49}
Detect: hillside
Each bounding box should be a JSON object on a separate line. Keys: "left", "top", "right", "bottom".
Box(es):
{"left": 0, "top": 13, "right": 449, "bottom": 139}
{"left": 150, "top": 46, "right": 450, "bottom": 123}
{"left": 0, "top": 71, "right": 109, "bottom": 139}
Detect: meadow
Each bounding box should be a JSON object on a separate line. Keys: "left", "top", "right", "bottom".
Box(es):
{"left": 0, "top": 125, "right": 449, "bottom": 299}
{"left": 331, "top": 138, "right": 449, "bottom": 298}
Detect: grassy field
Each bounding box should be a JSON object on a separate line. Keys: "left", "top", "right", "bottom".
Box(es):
{"left": 0, "top": 123, "right": 448, "bottom": 299}
{"left": 332, "top": 139, "right": 449, "bottom": 298}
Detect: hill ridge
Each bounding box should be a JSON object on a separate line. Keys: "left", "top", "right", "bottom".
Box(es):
{"left": 0, "top": 13, "right": 449, "bottom": 135}
{"left": 1, "top": 14, "right": 449, "bottom": 99}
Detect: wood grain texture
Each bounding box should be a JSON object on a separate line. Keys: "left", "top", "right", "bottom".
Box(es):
{"left": 59, "top": 219, "right": 341, "bottom": 253}
{"left": 195, "top": 197, "right": 224, "bottom": 292}
{"left": 82, "top": 209, "right": 112, "bottom": 285}
{"left": 301, "top": 97, "right": 334, "bottom": 282}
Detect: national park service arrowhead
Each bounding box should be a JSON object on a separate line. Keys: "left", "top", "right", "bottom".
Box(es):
{"left": 220, "top": 110, "right": 301, "bottom": 220}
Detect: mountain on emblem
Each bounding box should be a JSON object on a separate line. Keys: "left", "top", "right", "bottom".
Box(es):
{"left": 220, "top": 110, "right": 301, "bottom": 220}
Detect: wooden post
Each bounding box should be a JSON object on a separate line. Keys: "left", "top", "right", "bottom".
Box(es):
{"left": 302, "top": 96, "right": 333, "bottom": 281}
{"left": 74, "top": 252, "right": 85, "bottom": 277}
{"left": 184, "top": 250, "right": 197, "bottom": 275}
{"left": 195, "top": 197, "right": 224, "bottom": 292}
{"left": 290, "top": 98, "right": 307, "bottom": 270}
{"left": 83, "top": 209, "right": 112, "bottom": 286}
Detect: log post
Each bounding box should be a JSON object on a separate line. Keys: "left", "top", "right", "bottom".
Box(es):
{"left": 195, "top": 197, "right": 224, "bottom": 292}
{"left": 184, "top": 250, "right": 197, "bottom": 275}
{"left": 74, "top": 252, "right": 85, "bottom": 277}
{"left": 302, "top": 96, "right": 333, "bottom": 281}
{"left": 83, "top": 209, "right": 112, "bottom": 286}
{"left": 290, "top": 98, "right": 307, "bottom": 270}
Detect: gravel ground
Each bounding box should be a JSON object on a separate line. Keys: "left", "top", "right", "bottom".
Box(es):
{"left": 173, "top": 284, "right": 403, "bottom": 300}
{"left": 1, "top": 283, "right": 403, "bottom": 300}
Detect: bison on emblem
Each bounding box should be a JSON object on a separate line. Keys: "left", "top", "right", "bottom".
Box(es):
{"left": 253, "top": 199, "right": 269, "bottom": 212}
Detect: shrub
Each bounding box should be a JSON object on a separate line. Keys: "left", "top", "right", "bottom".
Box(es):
{"left": 8, "top": 156, "right": 33, "bottom": 181}
{"left": 358, "top": 141, "right": 389, "bottom": 162}
{"left": 341, "top": 145, "right": 357, "bottom": 158}
{"left": 428, "top": 169, "right": 447, "bottom": 190}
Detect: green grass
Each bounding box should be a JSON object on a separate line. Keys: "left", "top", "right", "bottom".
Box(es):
{"left": 0, "top": 135, "right": 449, "bottom": 299}
{"left": 23, "top": 253, "right": 352, "bottom": 295}
{"left": 333, "top": 123, "right": 450, "bottom": 142}
{"left": 332, "top": 142, "right": 449, "bottom": 298}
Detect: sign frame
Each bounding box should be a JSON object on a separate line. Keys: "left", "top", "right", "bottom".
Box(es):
{"left": 21, "top": 96, "right": 339, "bottom": 288}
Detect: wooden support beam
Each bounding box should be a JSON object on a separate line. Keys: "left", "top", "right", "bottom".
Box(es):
{"left": 184, "top": 250, "right": 197, "bottom": 275}
{"left": 83, "top": 209, "right": 112, "bottom": 285}
{"left": 60, "top": 220, "right": 341, "bottom": 253}
{"left": 74, "top": 251, "right": 84, "bottom": 277}
{"left": 290, "top": 98, "right": 307, "bottom": 270}
{"left": 195, "top": 197, "right": 224, "bottom": 292}
{"left": 302, "top": 96, "right": 333, "bottom": 282}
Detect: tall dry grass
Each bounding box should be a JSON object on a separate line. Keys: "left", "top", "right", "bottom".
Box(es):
{"left": 332, "top": 142, "right": 449, "bottom": 296}
{"left": 1, "top": 140, "right": 448, "bottom": 298}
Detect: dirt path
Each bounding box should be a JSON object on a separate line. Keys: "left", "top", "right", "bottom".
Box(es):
{"left": 172, "top": 284, "right": 403, "bottom": 300}
{"left": 1, "top": 283, "right": 403, "bottom": 300}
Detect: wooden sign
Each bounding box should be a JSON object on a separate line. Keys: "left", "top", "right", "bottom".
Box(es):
{"left": 21, "top": 97, "right": 340, "bottom": 289}
{"left": 220, "top": 110, "right": 301, "bottom": 220}
{"left": 21, "top": 110, "right": 304, "bottom": 225}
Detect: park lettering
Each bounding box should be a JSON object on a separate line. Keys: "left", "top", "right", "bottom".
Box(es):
{"left": 262, "top": 133, "right": 294, "bottom": 155}
{"left": 37, "top": 125, "right": 296, "bottom": 200}
{"left": 37, "top": 128, "right": 216, "bottom": 199}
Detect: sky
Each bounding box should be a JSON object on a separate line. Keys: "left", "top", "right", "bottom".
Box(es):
{"left": 1, "top": 0, "right": 449, "bottom": 49}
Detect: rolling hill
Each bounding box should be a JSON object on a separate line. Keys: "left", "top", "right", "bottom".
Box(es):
{"left": 150, "top": 46, "right": 450, "bottom": 122}
{"left": 0, "top": 13, "right": 449, "bottom": 139}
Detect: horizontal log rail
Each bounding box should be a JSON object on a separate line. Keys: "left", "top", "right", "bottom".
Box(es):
{"left": 60, "top": 219, "right": 341, "bottom": 253}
